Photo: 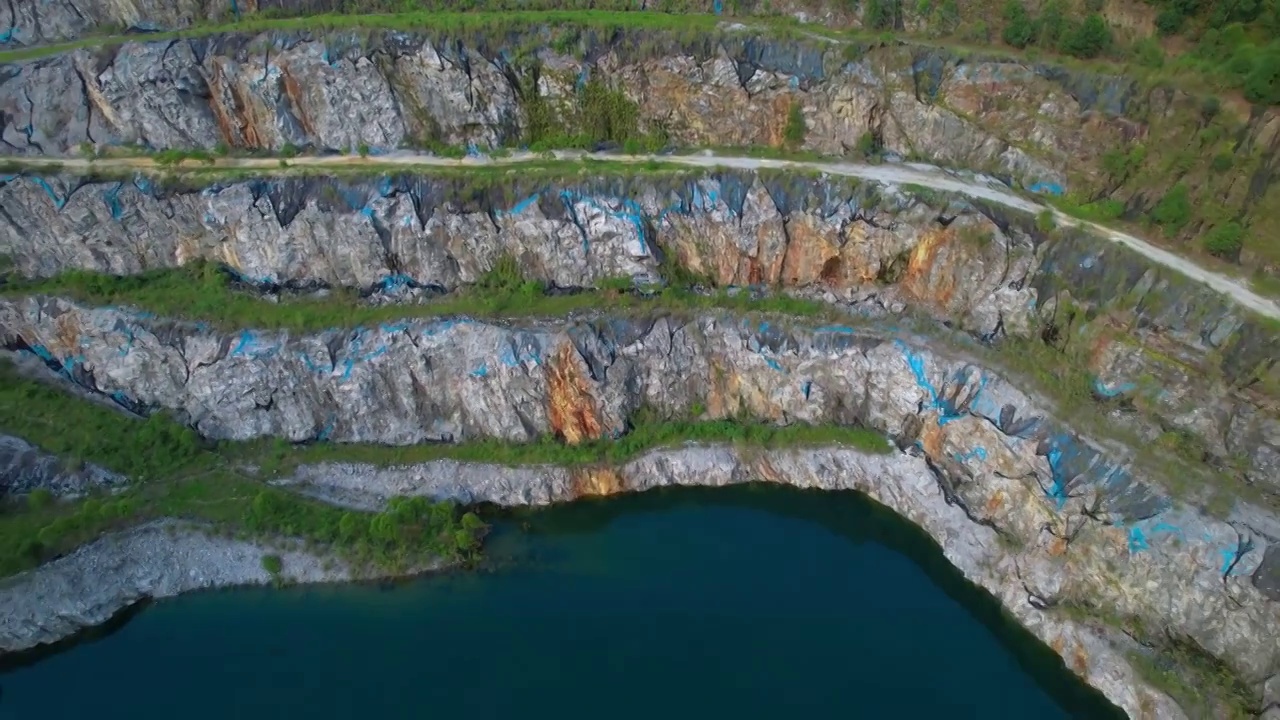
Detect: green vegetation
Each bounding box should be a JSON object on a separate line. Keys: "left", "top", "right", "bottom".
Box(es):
{"left": 0, "top": 359, "right": 488, "bottom": 578}
{"left": 1150, "top": 183, "right": 1192, "bottom": 236}
{"left": 0, "top": 352, "right": 888, "bottom": 578}
{"left": 1, "top": 259, "right": 840, "bottom": 333}
{"left": 783, "top": 101, "right": 808, "bottom": 150}
{"left": 1057, "top": 601, "right": 1257, "bottom": 719}
{"left": 261, "top": 553, "right": 283, "bottom": 576}
{"left": 523, "top": 75, "right": 667, "bottom": 152}
{"left": 1203, "top": 221, "right": 1244, "bottom": 258}
{"left": 266, "top": 411, "right": 892, "bottom": 475}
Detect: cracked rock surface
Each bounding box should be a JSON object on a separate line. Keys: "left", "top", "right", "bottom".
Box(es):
{"left": 3, "top": 170, "right": 1277, "bottom": 495}
{"left": 0, "top": 519, "right": 352, "bottom": 654}
{"left": 0, "top": 433, "right": 125, "bottom": 498}
{"left": 0, "top": 30, "right": 1144, "bottom": 189}
{"left": 3, "top": 298, "right": 1279, "bottom": 699}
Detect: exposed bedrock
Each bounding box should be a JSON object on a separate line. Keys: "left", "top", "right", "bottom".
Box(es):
{"left": 0, "top": 433, "right": 126, "bottom": 498}
{"left": 0, "top": 445, "right": 1184, "bottom": 719}
{"left": 3, "top": 297, "right": 1280, "bottom": 643}
{"left": 2, "top": 170, "right": 1276, "bottom": 495}
{"left": 0, "top": 519, "right": 353, "bottom": 654}
{"left": 0, "top": 29, "right": 1150, "bottom": 188}
{"left": 275, "top": 442, "right": 1277, "bottom": 718}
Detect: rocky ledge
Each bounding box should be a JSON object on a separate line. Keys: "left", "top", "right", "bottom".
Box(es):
{"left": 0, "top": 433, "right": 125, "bottom": 498}
{"left": 0, "top": 519, "right": 354, "bottom": 654}
{"left": 4, "top": 169, "right": 1275, "bottom": 497}
{"left": 5, "top": 294, "right": 1279, "bottom": 707}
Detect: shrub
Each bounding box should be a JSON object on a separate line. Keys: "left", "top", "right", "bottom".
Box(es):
{"left": 1244, "top": 46, "right": 1280, "bottom": 104}
{"left": 1151, "top": 184, "right": 1192, "bottom": 235}
{"left": 856, "top": 131, "right": 880, "bottom": 157}
{"left": 1061, "top": 14, "right": 1112, "bottom": 58}
{"left": 1203, "top": 222, "right": 1245, "bottom": 258}
{"left": 1036, "top": 210, "right": 1056, "bottom": 234}
{"left": 1211, "top": 153, "right": 1234, "bottom": 172}
{"left": 261, "top": 553, "right": 284, "bottom": 576}
{"left": 784, "top": 100, "right": 807, "bottom": 149}
{"left": 27, "top": 489, "right": 54, "bottom": 511}
{"left": 1001, "top": 0, "right": 1035, "bottom": 48}
{"left": 1156, "top": 7, "right": 1186, "bottom": 35}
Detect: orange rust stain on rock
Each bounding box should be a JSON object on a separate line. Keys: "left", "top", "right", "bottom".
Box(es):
{"left": 205, "top": 63, "right": 241, "bottom": 148}
{"left": 766, "top": 94, "right": 792, "bottom": 148}
{"left": 571, "top": 466, "right": 626, "bottom": 498}
{"left": 279, "top": 64, "right": 314, "bottom": 137}
{"left": 1071, "top": 644, "right": 1090, "bottom": 675}
{"left": 918, "top": 418, "right": 947, "bottom": 458}
{"left": 545, "top": 342, "right": 604, "bottom": 445}
{"left": 780, "top": 216, "right": 841, "bottom": 286}
{"left": 902, "top": 228, "right": 956, "bottom": 307}
{"left": 1088, "top": 329, "right": 1114, "bottom": 374}
{"left": 1050, "top": 635, "right": 1066, "bottom": 655}
{"left": 228, "top": 80, "right": 266, "bottom": 150}
{"left": 1047, "top": 536, "right": 1069, "bottom": 557}
{"left": 985, "top": 490, "right": 1006, "bottom": 515}
{"left": 744, "top": 255, "right": 764, "bottom": 286}
{"left": 52, "top": 312, "right": 81, "bottom": 355}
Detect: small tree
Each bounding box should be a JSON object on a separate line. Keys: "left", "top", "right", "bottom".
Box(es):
{"left": 1203, "top": 222, "right": 1245, "bottom": 258}
{"left": 1001, "top": 0, "right": 1035, "bottom": 48}
{"left": 1244, "top": 46, "right": 1280, "bottom": 105}
{"left": 1038, "top": 0, "right": 1066, "bottom": 45}
{"left": 1151, "top": 183, "right": 1192, "bottom": 235}
{"left": 1061, "top": 14, "right": 1112, "bottom": 58}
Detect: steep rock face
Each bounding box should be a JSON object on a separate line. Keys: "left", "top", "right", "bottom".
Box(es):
{"left": 0, "top": 0, "right": 230, "bottom": 46}
{"left": 0, "top": 171, "right": 1038, "bottom": 335}
{"left": 0, "top": 30, "right": 1141, "bottom": 188}
{"left": 0, "top": 519, "right": 352, "bottom": 653}
{"left": 2, "top": 170, "right": 1276, "bottom": 499}
{"left": 0, "top": 433, "right": 125, "bottom": 497}
{"left": 3, "top": 297, "right": 1280, "bottom": 679}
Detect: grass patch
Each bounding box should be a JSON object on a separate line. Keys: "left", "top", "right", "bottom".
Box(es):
{"left": 264, "top": 411, "right": 892, "bottom": 475}
{"left": 1, "top": 260, "right": 836, "bottom": 333}
{"left": 0, "top": 349, "right": 887, "bottom": 579}
{"left": 0, "top": 358, "right": 486, "bottom": 578}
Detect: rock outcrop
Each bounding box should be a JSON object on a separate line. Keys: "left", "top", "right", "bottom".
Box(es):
{"left": 0, "top": 29, "right": 1132, "bottom": 188}
{"left": 2, "top": 165, "right": 1275, "bottom": 503}
{"left": 0, "top": 519, "right": 352, "bottom": 653}
{"left": 0, "top": 433, "right": 125, "bottom": 498}
{"left": 2, "top": 296, "right": 1279, "bottom": 694}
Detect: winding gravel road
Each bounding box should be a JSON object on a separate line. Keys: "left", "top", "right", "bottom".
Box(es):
{"left": 13, "top": 149, "right": 1280, "bottom": 320}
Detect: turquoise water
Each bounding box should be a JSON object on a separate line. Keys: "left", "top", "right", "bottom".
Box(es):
{"left": 0, "top": 485, "right": 1123, "bottom": 719}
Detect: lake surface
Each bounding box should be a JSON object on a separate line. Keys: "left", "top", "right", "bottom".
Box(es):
{"left": 0, "top": 485, "right": 1123, "bottom": 719}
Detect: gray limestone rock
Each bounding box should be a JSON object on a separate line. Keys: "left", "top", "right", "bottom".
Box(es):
{"left": 0, "top": 520, "right": 352, "bottom": 654}
{"left": 0, "top": 434, "right": 126, "bottom": 498}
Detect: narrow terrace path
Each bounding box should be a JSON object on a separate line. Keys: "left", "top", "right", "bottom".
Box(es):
{"left": 10, "top": 149, "right": 1280, "bottom": 320}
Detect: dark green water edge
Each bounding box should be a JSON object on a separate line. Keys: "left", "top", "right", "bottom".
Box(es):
{"left": 0, "top": 484, "right": 1125, "bottom": 719}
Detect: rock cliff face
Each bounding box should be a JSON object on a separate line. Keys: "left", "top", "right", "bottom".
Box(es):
{"left": 3, "top": 169, "right": 1276, "bottom": 500}
{"left": 6, "top": 23, "right": 1278, "bottom": 272}
{"left": 0, "top": 29, "right": 1132, "bottom": 187}
{"left": 3, "top": 296, "right": 1280, "bottom": 682}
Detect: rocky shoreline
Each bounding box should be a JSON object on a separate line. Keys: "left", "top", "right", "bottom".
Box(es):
{"left": 0, "top": 519, "right": 357, "bottom": 655}
{"left": 0, "top": 445, "right": 1193, "bottom": 718}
